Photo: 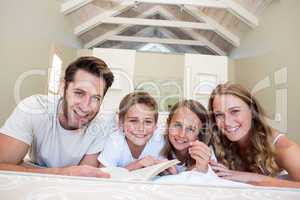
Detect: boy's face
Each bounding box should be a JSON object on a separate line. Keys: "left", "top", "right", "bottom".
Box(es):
{"left": 123, "top": 103, "right": 157, "bottom": 146}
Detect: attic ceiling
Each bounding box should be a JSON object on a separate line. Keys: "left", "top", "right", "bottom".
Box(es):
{"left": 60, "top": 0, "right": 273, "bottom": 55}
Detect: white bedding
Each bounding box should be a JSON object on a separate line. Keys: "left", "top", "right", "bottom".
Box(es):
{"left": 1, "top": 170, "right": 299, "bottom": 200}
{"left": 154, "top": 167, "right": 252, "bottom": 187}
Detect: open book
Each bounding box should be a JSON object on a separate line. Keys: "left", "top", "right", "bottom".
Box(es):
{"left": 101, "top": 159, "right": 180, "bottom": 181}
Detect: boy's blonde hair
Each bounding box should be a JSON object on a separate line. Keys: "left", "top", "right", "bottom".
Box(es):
{"left": 118, "top": 92, "right": 158, "bottom": 123}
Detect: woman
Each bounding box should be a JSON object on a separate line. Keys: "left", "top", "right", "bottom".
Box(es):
{"left": 208, "top": 83, "right": 300, "bottom": 188}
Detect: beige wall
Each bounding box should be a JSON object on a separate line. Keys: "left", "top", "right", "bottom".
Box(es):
{"left": 228, "top": 58, "right": 235, "bottom": 82}
{"left": 93, "top": 48, "right": 136, "bottom": 112}
{"left": 230, "top": 0, "right": 300, "bottom": 143}
{"left": 0, "top": 0, "right": 80, "bottom": 125}
{"left": 135, "top": 52, "right": 184, "bottom": 111}
{"left": 134, "top": 52, "right": 184, "bottom": 82}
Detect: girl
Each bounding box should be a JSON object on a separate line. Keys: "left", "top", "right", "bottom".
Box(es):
{"left": 209, "top": 83, "right": 300, "bottom": 188}
{"left": 161, "top": 100, "right": 215, "bottom": 173}
{"left": 98, "top": 92, "right": 165, "bottom": 171}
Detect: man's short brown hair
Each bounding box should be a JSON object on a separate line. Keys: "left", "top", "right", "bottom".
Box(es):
{"left": 64, "top": 56, "right": 114, "bottom": 95}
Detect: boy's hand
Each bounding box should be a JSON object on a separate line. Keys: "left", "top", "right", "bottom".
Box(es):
{"left": 126, "top": 155, "right": 158, "bottom": 171}
{"left": 138, "top": 155, "right": 160, "bottom": 167}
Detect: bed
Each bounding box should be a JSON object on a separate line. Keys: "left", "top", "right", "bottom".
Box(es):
{"left": 1, "top": 170, "right": 299, "bottom": 200}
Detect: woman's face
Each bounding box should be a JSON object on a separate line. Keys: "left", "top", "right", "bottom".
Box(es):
{"left": 123, "top": 103, "right": 157, "bottom": 146}
{"left": 168, "top": 106, "right": 202, "bottom": 152}
{"left": 212, "top": 94, "right": 252, "bottom": 146}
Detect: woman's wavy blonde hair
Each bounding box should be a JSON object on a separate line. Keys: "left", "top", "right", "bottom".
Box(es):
{"left": 208, "top": 83, "right": 280, "bottom": 176}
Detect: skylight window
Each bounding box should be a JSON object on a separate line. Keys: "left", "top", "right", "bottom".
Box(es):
{"left": 139, "top": 43, "right": 171, "bottom": 53}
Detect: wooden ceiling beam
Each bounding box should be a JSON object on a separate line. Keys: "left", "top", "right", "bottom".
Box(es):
{"left": 61, "top": 0, "right": 95, "bottom": 15}
{"left": 183, "top": 5, "right": 240, "bottom": 47}
{"left": 74, "top": 1, "right": 136, "bottom": 35}
{"left": 84, "top": 6, "right": 226, "bottom": 55}
{"left": 84, "top": 6, "right": 163, "bottom": 48}
{"left": 135, "top": 0, "right": 258, "bottom": 27}
{"left": 108, "top": 35, "right": 206, "bottom": 46}
{"left": 92, "top": 17, "right": 213, "bottom": 30}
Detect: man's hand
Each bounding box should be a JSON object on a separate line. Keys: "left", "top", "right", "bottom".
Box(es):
{"left": 61, "top": 165, "right": 110, "bottom": 178}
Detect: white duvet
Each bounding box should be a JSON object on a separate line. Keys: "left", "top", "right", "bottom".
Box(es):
{"left": 154, "top": 167, "right": 252, "bottom": 187}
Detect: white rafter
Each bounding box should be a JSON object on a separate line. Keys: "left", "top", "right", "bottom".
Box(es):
{"left": 91, "top": 17, "right": 213, "bottom": 30}
{"left": 84, "top": 6, "right": 226, "bottom": 55}
{"left": 109, "top": 35, "right": 206, "bottom": 46}
{"left": 84, "top": 6, "right": 163, "bottom": 48}
{"left": 222, "top": 0, "right": 258, "bottom": 28}
{"left": 132, "top": 27, "right": 200, "bottom": 53}
{"left": 73, "top": 0, "right": 258, "bottom": 37}
{"left": 61, "top": 0, "right": 95, "bottom": 15}
{"left": 183, "top": 5, "right": 240, "bottom": 47}
{"left": 156, "top": 8, "right": 226, "bottom": 55}
{"left": 74, "top": 1, "right": 137, "bottom": 35}
{"left": 135, "top": 0, "right": 258, "bottom": 27}
{"left": 135, "top": 0, "right": 227, "bottom": 8}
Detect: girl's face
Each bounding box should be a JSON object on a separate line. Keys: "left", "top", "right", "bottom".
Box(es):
{"left": 168, "top": 106, "right": 202, "bottom": 152}
{"left": 123, "top": 103, "right": 157, "bottom": 146}
{"left": 212, "top": 94, "right": 252, "bottom": 146}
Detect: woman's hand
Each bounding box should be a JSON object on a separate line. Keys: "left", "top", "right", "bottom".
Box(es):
{"left": 188, "top": 141, "right": 211, "bottom": 173}
{"left": 209, "top": 160, "right": 269, "bottom": 184}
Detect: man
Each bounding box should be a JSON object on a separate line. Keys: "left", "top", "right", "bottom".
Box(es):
{"left": 0, "top": 56, "right": 114, "bottom": 178}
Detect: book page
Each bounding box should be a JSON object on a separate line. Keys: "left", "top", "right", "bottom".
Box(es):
{"left": 129, "top": 159, "right": 180, "bottom": 181}
{"left": 100, "top": 159, "right": 180, "bottom": 181}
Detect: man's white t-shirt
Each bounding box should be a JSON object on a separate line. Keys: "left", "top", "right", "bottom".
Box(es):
{"left": 0, "top": 95, "right": 113, "bottom": 168}
{"left": 98, "top": 129, "right": 166, "bottom": 167}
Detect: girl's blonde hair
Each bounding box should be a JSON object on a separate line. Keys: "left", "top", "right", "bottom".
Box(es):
{"left": 208, "top": 83, "right": 280, "bottom": 176}
{"left": 161, "top": 99, "right": 211, "bottom": 168}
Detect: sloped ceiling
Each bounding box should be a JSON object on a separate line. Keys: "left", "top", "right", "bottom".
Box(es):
{"left": 60, "top": 0, "right": 273, "bottom": 55}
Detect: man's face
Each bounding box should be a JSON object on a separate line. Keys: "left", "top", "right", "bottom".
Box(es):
{"left": 60, "top": 69, "right": 106, "bottom": 130}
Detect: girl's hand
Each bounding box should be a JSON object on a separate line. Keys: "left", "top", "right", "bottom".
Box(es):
{"left": 188, "top": 141, "right": 211, "bottom": 172}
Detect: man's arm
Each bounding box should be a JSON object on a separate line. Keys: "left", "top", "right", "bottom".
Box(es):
{"left": 0, "top": 133, "right": 109, "bottom": 178}
{"left": 0, "top": 133, "right": 60, "bottom": 173}
{"left": 79, "top": 154, "right": 100, "bottom": 167}
{"left": 0, "top": 133, "right": 28, "bottom": 165}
